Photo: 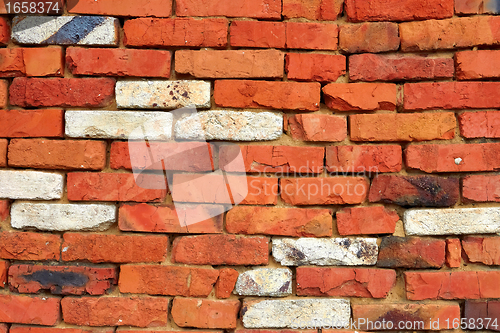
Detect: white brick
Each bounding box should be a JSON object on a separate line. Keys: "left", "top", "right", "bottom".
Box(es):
{"left": 0, "top": 171, "right": 63, "bottom": 200}
{"left": 11, "top": 203, "right": 116, "bottom": 231}
{"left": 65, "top": 111, "right": 173, "bottom": 140}
{"left": 404, "top": 208, "right": 500, "bottom": 235}
{"left": 242, "top": 298, "right": 350, "bottom": 329}
{"left": 116, "top": 80, "right": 211, "bottom": 109}
{"left": 175, "top": 111, "right": 283, "bottom": 141}
{"left": 272, "top": 237, "right": 378, "bottom": 266}
{"left": 235, "top": 268, "right": 292, "bottom": 297}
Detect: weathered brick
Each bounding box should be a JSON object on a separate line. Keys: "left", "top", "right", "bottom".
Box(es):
{"left": 67, "top": 173, "right": 166, "bottom": 202}
{"left": 226, "top": 206, "right": 332, "bottom": 237}
{"left": 62, "top": 233, "right": 169, "bottom": 263}
{"left": 340, "top": 22, "right": 400, "bottom": 53}
{"left": 462, "top": 236, "right": 500, "bottom": 265}
{"left": 0, "top": 140, "right": 6, "bottom": 168}
{"left": 0, "top": 48, "right": 63, "bottom": 77}
{"left": 0, "top": 200, "right": 8, "bottom": 221}
{"left": 456, "top": 50, "right": 500, "bottom": 80}
{"left": 215, "top": 80, "right": 320, "bottom": 111}
{"left": 463, "top": 175, "right": 500, "bottom": 202}
{"left": 464, "top": 300, "right": 500, "bottom": 331}
{"left": 235, "top": 268, "right": 292, "bottom": 296}
{"left": 336, "top": 206, "right": 399, "bottom": 235}
{"left": 119, "top": 204, "right": 223, "bottom": 234}
{"left": 176, "top": 0, "right": 280, "bottom": 18}
{"left": 283, "top": 0, "right": 343, "bottom": 20}
{"left": 220, "top": 145, "right": 324, "bottom": 174}
{"left": 281, "top": 177, "right": 369, "bottom": 205}
{"left": 176, "top": 50, "right": 283, "bottom": 78}
{"left": 9, "top": 264, "right": 117, "bottom": 295}
{"left": 0, "top": 109, "right": 64, "bottom": 138}
{"left": 0, "top": 17, "right": 9, "bottom": 45}
{"left": 345, "top": 0, "right": 453, "bottom": 22}
{"left": 405, "top": 143, "right": 500, "bottom": 172}
{"left": 66, "top": 48, "right": 171, "bottom": 77}
{"left": 0, "top": 232, "right": 60, "bottom": 261}
{"left": 459, "top": 111, "right": 500, "bottom": 138}
{"left": 350, "top": 54, "right": 454, "bottom": 81}
{"left": 216, "top": 268, "right": 239, "bottom": 299}
{"left": 286, "top": 53, "right": 346, "bottom": 82}
{"left": 377, "top": 236, "right": 445, "bottom": 268}
{"left": 124, "top": 18, "right": 228, "bottom": 48}
{"left": 8, "top": 139, "right": 106, "bottom": 170}
{"left": 0, "top": 80, "right": 7, "bottom": 108}
{"left": 12, "top": 16, "right": 119, "bottom": 46}
{"left": 323, "top": 83, "right": 397, "bottom": 111}
{"left": 230, "top": 21, "right": 285, "bottom": 48}
{"left": 286, "top": 22, "right": 338, "bottom": 50}
{"left": 172, "top": 298, "right": 240, "bottom": 329}
{"left": 287, "top": 114, "right": 347, "bottom": 142}
{"left": 119, "top": 265, "right": 219, "bottom": 297}
{"left": 0, "top": 170, "right": 63, "bottom": 200}
{"left": 405, "top": 271, "right": 500, "bottom": 300}
{"left": 297, "top": 267, "right": 396, "bottom": 298}
{"left": 67, "top": 0, "right": 172, "bottom": 16}
{"left": 456, "top": 0, "right": 500, "bottom": 14}
{"left": 10, "top": 78, "right": 115, "bottom": 108}
{"left": 62, "top": 296, "right": 169, "bottom": 327}
{"left": 10, "top": 326, "right": 113, "bottom": 333}
{"left": 352, "top": 304, "right": 460, "bottom": 330}
{"left": 0, "top": 260, "right": 8, "bottom": 288}
{"left": 326, "top": 145, "right": 402, "bottom": 174}
{"left": 172, "top": 235, "right": 268, "bottom": 265}
{"left": 400, "top": 16, "right": 500, "bottom": 51}
{"left": 446, "top": 238, "right": 461, "bottom": 268}
{"left": 369, "top": 175, "right": 459, "bottom": 207}
{"left": 0, "top": 295, "right": 60, "bottom": 325}
{"left": 350, "top": 113, "right": 456, "bottom": 142}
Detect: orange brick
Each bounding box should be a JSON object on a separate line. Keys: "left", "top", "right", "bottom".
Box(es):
{"left": 0, "top": 232, "right": 61, "bottom": 261}
{"left": 0, "top": 140, "right": 6, "bottom": 168}
{"left": 282, "top": 0, "right": 343, "bottom": 20}
{"left": 446, "top": 238, "right": 461, "bottom": 268}
{"left": 171, "top": 297, "right": 240, "bottom": 329}
{"left": 455, "top": 0, "right": 500, "bottom": 14}
{"left": 0, "top": 48, "right": 63, "bottom": 77}
{"left": 286, "top": 53, "right": 346, "bottom": 82}
{"left": 456, "top": 50, "right": 500, "bottom": 80}
{"left": 0, "top": 295, "right": 60, "bottom": 325}
{"left": 0, "top": 17, "right": 9, "bottom": 45}
{"left": 230, "top": 21, "right": 286, "bottom": 48}
{"left": 323, "top": 83, "right": 397, "bottom": 111}
{"left": 67, "top": 0, "right": 172, "bottom": 16}
{"left": 0, "top": 80, "right": 7, "bottom": 108}
{"left": 340, "top": 22, "right": 400, "bottom": 53}
{"left": 0, "top": 109, "right": 63, "bottom": 138}
{"left": 326, "top": 145, "right": 402, "bottom": 173}
{"left": 0, "top": 260, "right": 8, "bottom": 288}
{"left": 286, "top": 22, "right": 338, "bottom": 50}
{"left": 287, "top": 114, "right": 347, "bottom": 142}
{"left": 463, "top": 175, "right": 500, "bottom": 202}
{"left": 336, "top": 206, "right": 399, "bottom": 235}
{"left": 216, "top": 268, "right": 239, "bottom": 299}
{"left": 176, "top": 0, "right": 281, "bottom": 18}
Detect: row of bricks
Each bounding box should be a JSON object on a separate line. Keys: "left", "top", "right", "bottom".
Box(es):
{"left": 3, "top": 15, "right": 500, "bottom": 52}
{"left": 2, "top": 47, "right": 500, "bottom": 82}
{"left": 0, "top": 0, "right": 495, "bottom": 20}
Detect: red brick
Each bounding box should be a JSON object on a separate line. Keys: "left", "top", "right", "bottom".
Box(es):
{"left": 0, "top": 140, "right": 6, "bottom": 168}
{"left": 297, "top": 267, "right": 396, "bottom": 298}
{"left": 350, "top": 54, "right": 454, "bottom": 81}
{"left": 351, "top": 113, "right": 456, "bottom": 142}
{"left": 326, "top": 145, "right": 402, "bottom": 174}
{"left": 462, "top": 236, "right": 500, "bottom": 265}
{"left": 119, "top": 204, "right": 223, "bottom": 234}
{"left": 377, "top": 236, "right": 446, "bottom": 268}
{"left": 340, "top": 22, "right": 400, "bottom": 53}
{"left": 119, "top": 265, "right": 219, "bottom": 297}
{"left": 230, "top": 21, "right": 286, "bottom": 48}
{"left": 405, "top": 82, "right": 500, "bottom": 110}
{"left": 463, "top": 175, "right": 500, "bottom": 202}
{"left": 67, "top": 0, "right": 172, "bottom": 16}
{"left": 281, "top": 177, "right": 369, "bottom": 205}
{"left": 400, "top": 16, "right": 500, "bottom": 51}
{"left": 62, "top": 233, "right": 169, "bottom": 263}
{"left": 405, "top": 271, "right": 500, "bottom": 300}
{"left": 176, "top": 0, "right": 280, "bottom": 18}
{"left": 171, "top": 175, "right": 277, "bottom": 205}
{"left": 0, "top": 48, "right": 63, "bottom": 77}
{"left": 369, "top": 175, "right": 459, "bottom": 207}
{"left": 0, "top": 325, "right": 7, "bottom": 333}
{"left": 336, "top": 206, "right": 399, "bottom": 235}
{"left": 62, "top": 296, "right": 169, "bottom": 327}
{"left": 446, "top": 238, "right": 461, "bottom": 268}
{"left": 216, "top": 268, "right": 239, "bottom": 299}
{"left": 345, "top": 0, "right": 453, "bottom": 22}
{"left": 8, "top": 139, "right": 106, "bottom": 170}
{"left": 171, "top": 297, "right": 240, "bottom": 329}
{"left": 456, "top": 50, "right": 500, "bottom": 80}
{"left": 0, "top": 109, "right": 64, "bottom": 138}
{"left": 226, "top": 206, "right": 332, "bottom": 237}
{"left": 0, "top": 200, "right": 8, "bottom": 221}
{"left": 124, "top": 18, "right": 228, "bottom": 48}
{"left": 0, "top": 260, "right": 8, "bottom": 288}
{"left": 287, "top": 114, "right": 347, "bottom": 142}
{"left": 10, "top": 326, "right": 114, "bottom": 333}
{"left": 0, "top": 80, "right": 7, "bottom": 108}
{"left": 67, "top": 48, "right": 171, "bottom": 78}
{"left": 352, "top": 304, "right": 460, "bottom": 330}
{"left": 286, "top": 22, "right": 338, "bottom": 50}
{"left": 0, "top": 17, "right": 9, "bottom": 45}
{"left": 455, "top": 0, "right": 500, "bottom": 14}
{"left": 10, "top": 77, "right": 115, "bottom": 108}
{"left": 219, "top": 145, "right": 325, "bottom": 174}
{"left": 9, "top": 264, "right": 117, "bottom": 295}
{"left": 214, "top": 80, "right": 320, "bottom": 111}
{"left": 110, "top": 141, "right": 214, "bottom": 172}
{"left": 286, "top": 53, "right": 345, "bottom": 82}
{"left": 459, "top": 111, "right": 500, "bottom": 138}
{"left": 323, "top": 83, "right": 397, "bottom": 111}
{"left": 172, "top": 235, "right": 268, "bottom": 265}
{"left": 176, "top": 50, "right": 284, "bottom": 78}
{"left": 0, "top": 232, "right": 61, "bottom": 261}
{"left": 283, "top": 0, "right": 343, "bottom": 20}
{"left": 0, "top": 295, "right": 60, "bottom": 325}
{"left": 464, "top": 300, "right": 500, "bottom": 331}
{"left": 67, "top": 173, "right": 166, "bottom": 202}
{"left": 405, "top": 143, "right": 500, "bottom": 173}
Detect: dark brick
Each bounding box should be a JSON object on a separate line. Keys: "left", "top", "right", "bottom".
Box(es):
{"left": 377, "top": 236, "right": 446, "bottom": 268}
